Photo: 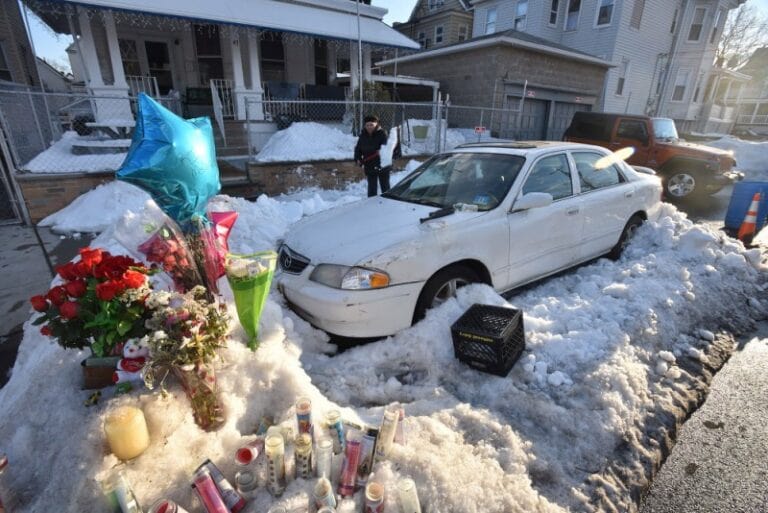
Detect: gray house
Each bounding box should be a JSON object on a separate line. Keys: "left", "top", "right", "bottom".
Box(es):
{"left": 471, "top": 0, "right": 746, "bottom": 132}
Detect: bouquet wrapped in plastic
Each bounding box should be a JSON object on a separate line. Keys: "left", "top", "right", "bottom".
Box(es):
{"left": 116, "top": 202, "right": 203, "bottom": 293}
{"left": 225, "top": 251, "right": 277, "bottom": 350}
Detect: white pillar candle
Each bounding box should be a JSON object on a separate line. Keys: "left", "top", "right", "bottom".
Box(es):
{"left": 104, "top": 406, "right": 150, "bottom": 460}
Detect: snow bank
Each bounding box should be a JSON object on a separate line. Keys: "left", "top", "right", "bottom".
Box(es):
{"left": 21, "top": 131, "right": 127, "bottom": 174}
{"left": 5, "top": 186, "right": 767, "bottom": 512}
{"left": 39, "top": 181, "right": 150, "bottom": 233}
{"left": 708, "top": 136, "right": 768, "bottom": 181}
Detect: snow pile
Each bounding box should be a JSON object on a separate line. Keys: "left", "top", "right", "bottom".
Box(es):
{"left": 39, "top": 181, "right": 150, "bottom": 233}
{"left": 22, "top": 131, "right": 128, "bottom": 174}
{"left": 708, "top": 136, "right": 768, "bottom": 181}
{"left": 254, "top": 122, "right": 358, "bottom": 163}
{"left": 3, "top": 186, "right": 767, "bottom": 512}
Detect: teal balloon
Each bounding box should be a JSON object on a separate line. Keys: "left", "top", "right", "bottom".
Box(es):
{"left": 117, "top": 93, "right": 220, "bottom": 227}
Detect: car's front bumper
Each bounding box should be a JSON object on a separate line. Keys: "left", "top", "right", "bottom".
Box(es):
{"left": 276, "top": 271, "right": 424, "bottom": 338}
{"left": 706, "top": 169, "right": 744, "bottom": 190}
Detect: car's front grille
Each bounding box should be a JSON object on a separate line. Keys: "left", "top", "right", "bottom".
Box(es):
{"left": 278, "top": 244, "right": 310, "bottom": 274}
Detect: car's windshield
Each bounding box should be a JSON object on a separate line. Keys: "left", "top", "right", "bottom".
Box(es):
{"left": 652, "top": 118, "right": 679, "bottom": 141}
{"left": 383, "top": 152, "right": 526, "bottom": 211}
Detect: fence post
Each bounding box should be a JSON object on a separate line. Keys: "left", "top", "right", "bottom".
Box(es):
{"left": 27, "top": 89, "right": 46, "bottom": 150}
{"left": 245, "top": 98, "right": 253, "bottom": 162}
{"left": 435, "top": 93, "right": 442, "bottom": 153}
{"left": 443, "top": 102, "right": 449, "bottom": 151}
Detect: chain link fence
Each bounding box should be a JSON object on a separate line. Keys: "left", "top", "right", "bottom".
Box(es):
{"left": 0, "top": 89, "right": 532, "bottom": 175}
{"left": 0, "top": 89, "right": 180, "bottom": 174}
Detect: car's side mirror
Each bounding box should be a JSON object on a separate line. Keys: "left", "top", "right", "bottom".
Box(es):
{"left": 511, "top": 192, "right": 554, "bottom": 212}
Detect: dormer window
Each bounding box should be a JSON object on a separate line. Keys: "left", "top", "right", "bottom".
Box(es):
{"left": 428, "top": 0, "right": 444, "bottom": 10}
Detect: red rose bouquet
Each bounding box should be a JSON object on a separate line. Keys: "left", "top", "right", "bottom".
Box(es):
{"left": 30, "top": 247, "right": 154, "bottom": 357}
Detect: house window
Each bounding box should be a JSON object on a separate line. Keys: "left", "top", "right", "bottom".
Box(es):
{"left": 630, "top": 0, "right": 645, "bottom": 29}
{"left": 260, "top": 32, "right": 285, "bottom": 82}
{"left": 485, "top": 7, "right": 498, "bottom": 35}
{"left": 428, "top": 0, "right": 444, "bottom": 10}
{"left": 458, "top": 25, "right": 468, "bottom": 41}
{"left": 616, "top": 59, "right": 629, "bottom": 96}
{"left": 118, "top": 39, "right": 141, "bottom": 76}
{"left": 515, "top": 0, "right": 528, "bottom": 30}
{"left": 314, "top": 40, "right": 328, "bottom": 85}
{"left": 672, "top": 69, "right": 690, "bottom": 101}
{"left": 549, "top": 0, "right": 559, "bottom": 26}
{"left": 710, "top": 9, "right": 723, "bottom": 44}
{"left": 194, "top": 24, "right": 224, "bottom": 85}
{"left": 688, "top": 7, "right": 706, "bottom": 41}
{"left": 596, "top": 0, "right": 614, "bottom": 26}
{"left": 435, "top": 25, "right": 444, "bottom": 44}
{"left": 566, "top": 0, "right": 581, "bottom": 31}
{"left": 0, "top": 43, "right": 11, "bottom": 82}
{"left": 418, "top": 31, "right": 426, "bottom": 48}
{"left": 671, "top": 7, "right": 678, "bottom": 33}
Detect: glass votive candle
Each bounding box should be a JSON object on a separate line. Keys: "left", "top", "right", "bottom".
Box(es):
{"left": 104, "top": 405, "right": 150, "bottom": 460}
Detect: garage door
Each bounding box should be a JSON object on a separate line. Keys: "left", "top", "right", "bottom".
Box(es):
{"left": 549, "top": 102, "right": 592, "bottom": 140}
{"left": 516, "top": 98, "right": 549, "bottom": 140}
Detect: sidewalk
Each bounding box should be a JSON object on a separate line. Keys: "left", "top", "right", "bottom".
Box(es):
{"left": 0, "top": 224, "right": 93, "bottom": 387}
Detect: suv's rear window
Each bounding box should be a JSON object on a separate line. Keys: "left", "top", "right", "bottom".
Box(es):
{"left": 564, "top": 114, "right": 613, "bottom": 142}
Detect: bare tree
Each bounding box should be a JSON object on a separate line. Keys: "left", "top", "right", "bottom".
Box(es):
{"left": 716, "top": 4, "right": 768, "bottom": 69}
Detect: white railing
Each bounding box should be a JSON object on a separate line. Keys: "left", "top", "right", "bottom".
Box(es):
{"left": 210, "top": 79, "right": 235, "bottom": 118}
{"left": 737, "top": 114, "right": 768, "bottom": 125}
{"left": 126, "top": 75, "right": 159, "bottom": 98}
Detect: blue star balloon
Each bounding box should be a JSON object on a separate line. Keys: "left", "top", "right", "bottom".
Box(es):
{"left": 117, "top": 93, "right": 220, "bottom": 228}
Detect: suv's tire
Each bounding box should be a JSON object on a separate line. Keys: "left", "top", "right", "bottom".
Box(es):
{"left": 664, "top": 171, "right": 702, "bottom": 200}
{"left": 413, "top": 265, "right": 480, "bottom": 323}
{"left": 608, "top": 215, "right": 644, "bottom": 260}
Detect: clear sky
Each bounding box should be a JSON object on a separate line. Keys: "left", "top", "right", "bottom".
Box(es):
{"left": 23, "top": 0, "right": 768, "bottom": 75}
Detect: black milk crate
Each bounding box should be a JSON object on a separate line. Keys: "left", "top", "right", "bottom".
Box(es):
{"left": 450, "top": 304, "right": 526, "bottom": 377}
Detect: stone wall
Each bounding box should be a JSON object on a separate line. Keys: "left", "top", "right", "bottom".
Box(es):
{"left": 247, "top": 157, "right": 415, "bottom": 196}
{"left": 17, "top": 156, "right": 418, "bottom": 223}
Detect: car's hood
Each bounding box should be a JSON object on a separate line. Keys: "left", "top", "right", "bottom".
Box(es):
{"left": 284, "top": 197, "right": 480, "bottom": 266}
{"left": 657, "top": 140, "right": 733, "bottom": 159}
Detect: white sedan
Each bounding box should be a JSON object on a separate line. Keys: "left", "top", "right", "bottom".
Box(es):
{"left": 276, "top": 141, "right": 663, "bottom": 338}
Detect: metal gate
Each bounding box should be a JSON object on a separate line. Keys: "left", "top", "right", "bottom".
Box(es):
{"left": 0, "top": 124, "right": 24, "bottom": 224}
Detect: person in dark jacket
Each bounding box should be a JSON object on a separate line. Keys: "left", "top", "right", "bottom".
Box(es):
{"left": 354, "top": 114, "right": 390, "bottom": 197}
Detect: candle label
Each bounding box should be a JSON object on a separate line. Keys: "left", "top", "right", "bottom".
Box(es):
{"left": 198, "top": 460, "right": 246, "bottom": 513}
{"left": 338, "top": 439, "right": 361, "bottom": 497}
{"left": 357, "top": 428, "right": 378, "bottom": 487}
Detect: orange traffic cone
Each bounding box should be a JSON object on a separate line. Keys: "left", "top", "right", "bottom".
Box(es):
{"left": 737, "top": 192, "right": 761, "bottom": 243}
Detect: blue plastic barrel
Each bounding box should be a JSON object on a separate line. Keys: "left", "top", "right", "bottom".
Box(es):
{"left": 724, "top": 181, "right": 768, "bottom": 230}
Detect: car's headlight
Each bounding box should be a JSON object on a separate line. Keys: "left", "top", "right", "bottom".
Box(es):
{"left": 310, "top": 264, "right": 390, "bottom": 290}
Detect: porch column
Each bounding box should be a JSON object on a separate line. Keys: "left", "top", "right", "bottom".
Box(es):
{"left": 350, "top": 45, "right": 360, "bottom": 95}
{"left": 246, "top": 31, "right": 265, "bottom": 121}
{"left": 77, "top": 8, "right": 103, "bottom": 87}
{"left": 231, "top": 29, "right": 247, "bottom": 119}
{"left": 102, "top": 11, "right": 127, "bottom": 89}
{"left": 326, "top": 44, "right": 337, "bottom": 85}
{"left": 362, "top": 47, "right": 372, "bottom": 82}
{"left": 722, "top": 79, "right": 733, "bottom": 103}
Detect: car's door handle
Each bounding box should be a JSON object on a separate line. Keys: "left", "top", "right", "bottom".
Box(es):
{"left": 625, "top": 191, "right": 634, "bottom": 198}
{"left": 566, "top": 208, "right": 580, "bottom": 215}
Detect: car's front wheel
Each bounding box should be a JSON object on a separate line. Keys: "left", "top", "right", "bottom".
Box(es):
{"left": 413, "top": 265, "right": 480, "bottom": 323}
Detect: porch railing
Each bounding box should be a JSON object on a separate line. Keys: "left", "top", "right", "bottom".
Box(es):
{"left": 210, "top": 79, "right": 235, "bottom": 118}
{"left": 737, "top": 114, "right": 768, "bottom": 125}
{"left": 126, "top": 75, "right": 160, "bottom": 98}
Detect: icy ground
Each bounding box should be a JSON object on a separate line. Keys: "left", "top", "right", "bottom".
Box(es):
{"left": 3, "top": 146, "right": 768, "bottom": 512}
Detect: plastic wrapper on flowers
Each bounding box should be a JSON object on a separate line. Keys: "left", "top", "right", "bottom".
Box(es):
{"left": 225, "top": 251, "right": 277, "bottom": 350}
{"left": 115, "top": 201, "right": 204, "bottom": 294}
{"left": 183, "top": 212, "right": 238, "bottom": 296}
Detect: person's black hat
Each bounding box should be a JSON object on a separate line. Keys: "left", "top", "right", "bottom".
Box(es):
{"left": 363, "top": 114, "right": 379, "bottom": 123}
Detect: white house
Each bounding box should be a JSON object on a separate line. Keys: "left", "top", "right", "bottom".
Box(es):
{"left": 470, "top": 0, "right": 747, "bottom": 132}
{"left": 26, "top": 0, "right": 420, "bottom": 128}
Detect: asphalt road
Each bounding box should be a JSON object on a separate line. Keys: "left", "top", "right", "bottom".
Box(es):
{"left": 639, "top": 186, "right": 768, "bottom": 513}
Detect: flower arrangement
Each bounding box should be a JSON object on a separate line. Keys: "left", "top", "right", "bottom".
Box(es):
{"left": 141, "top": 286, "right": 230, "bottom": 430}
{"left": 30, "top": 247, "right": 154, "bottom": 357}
